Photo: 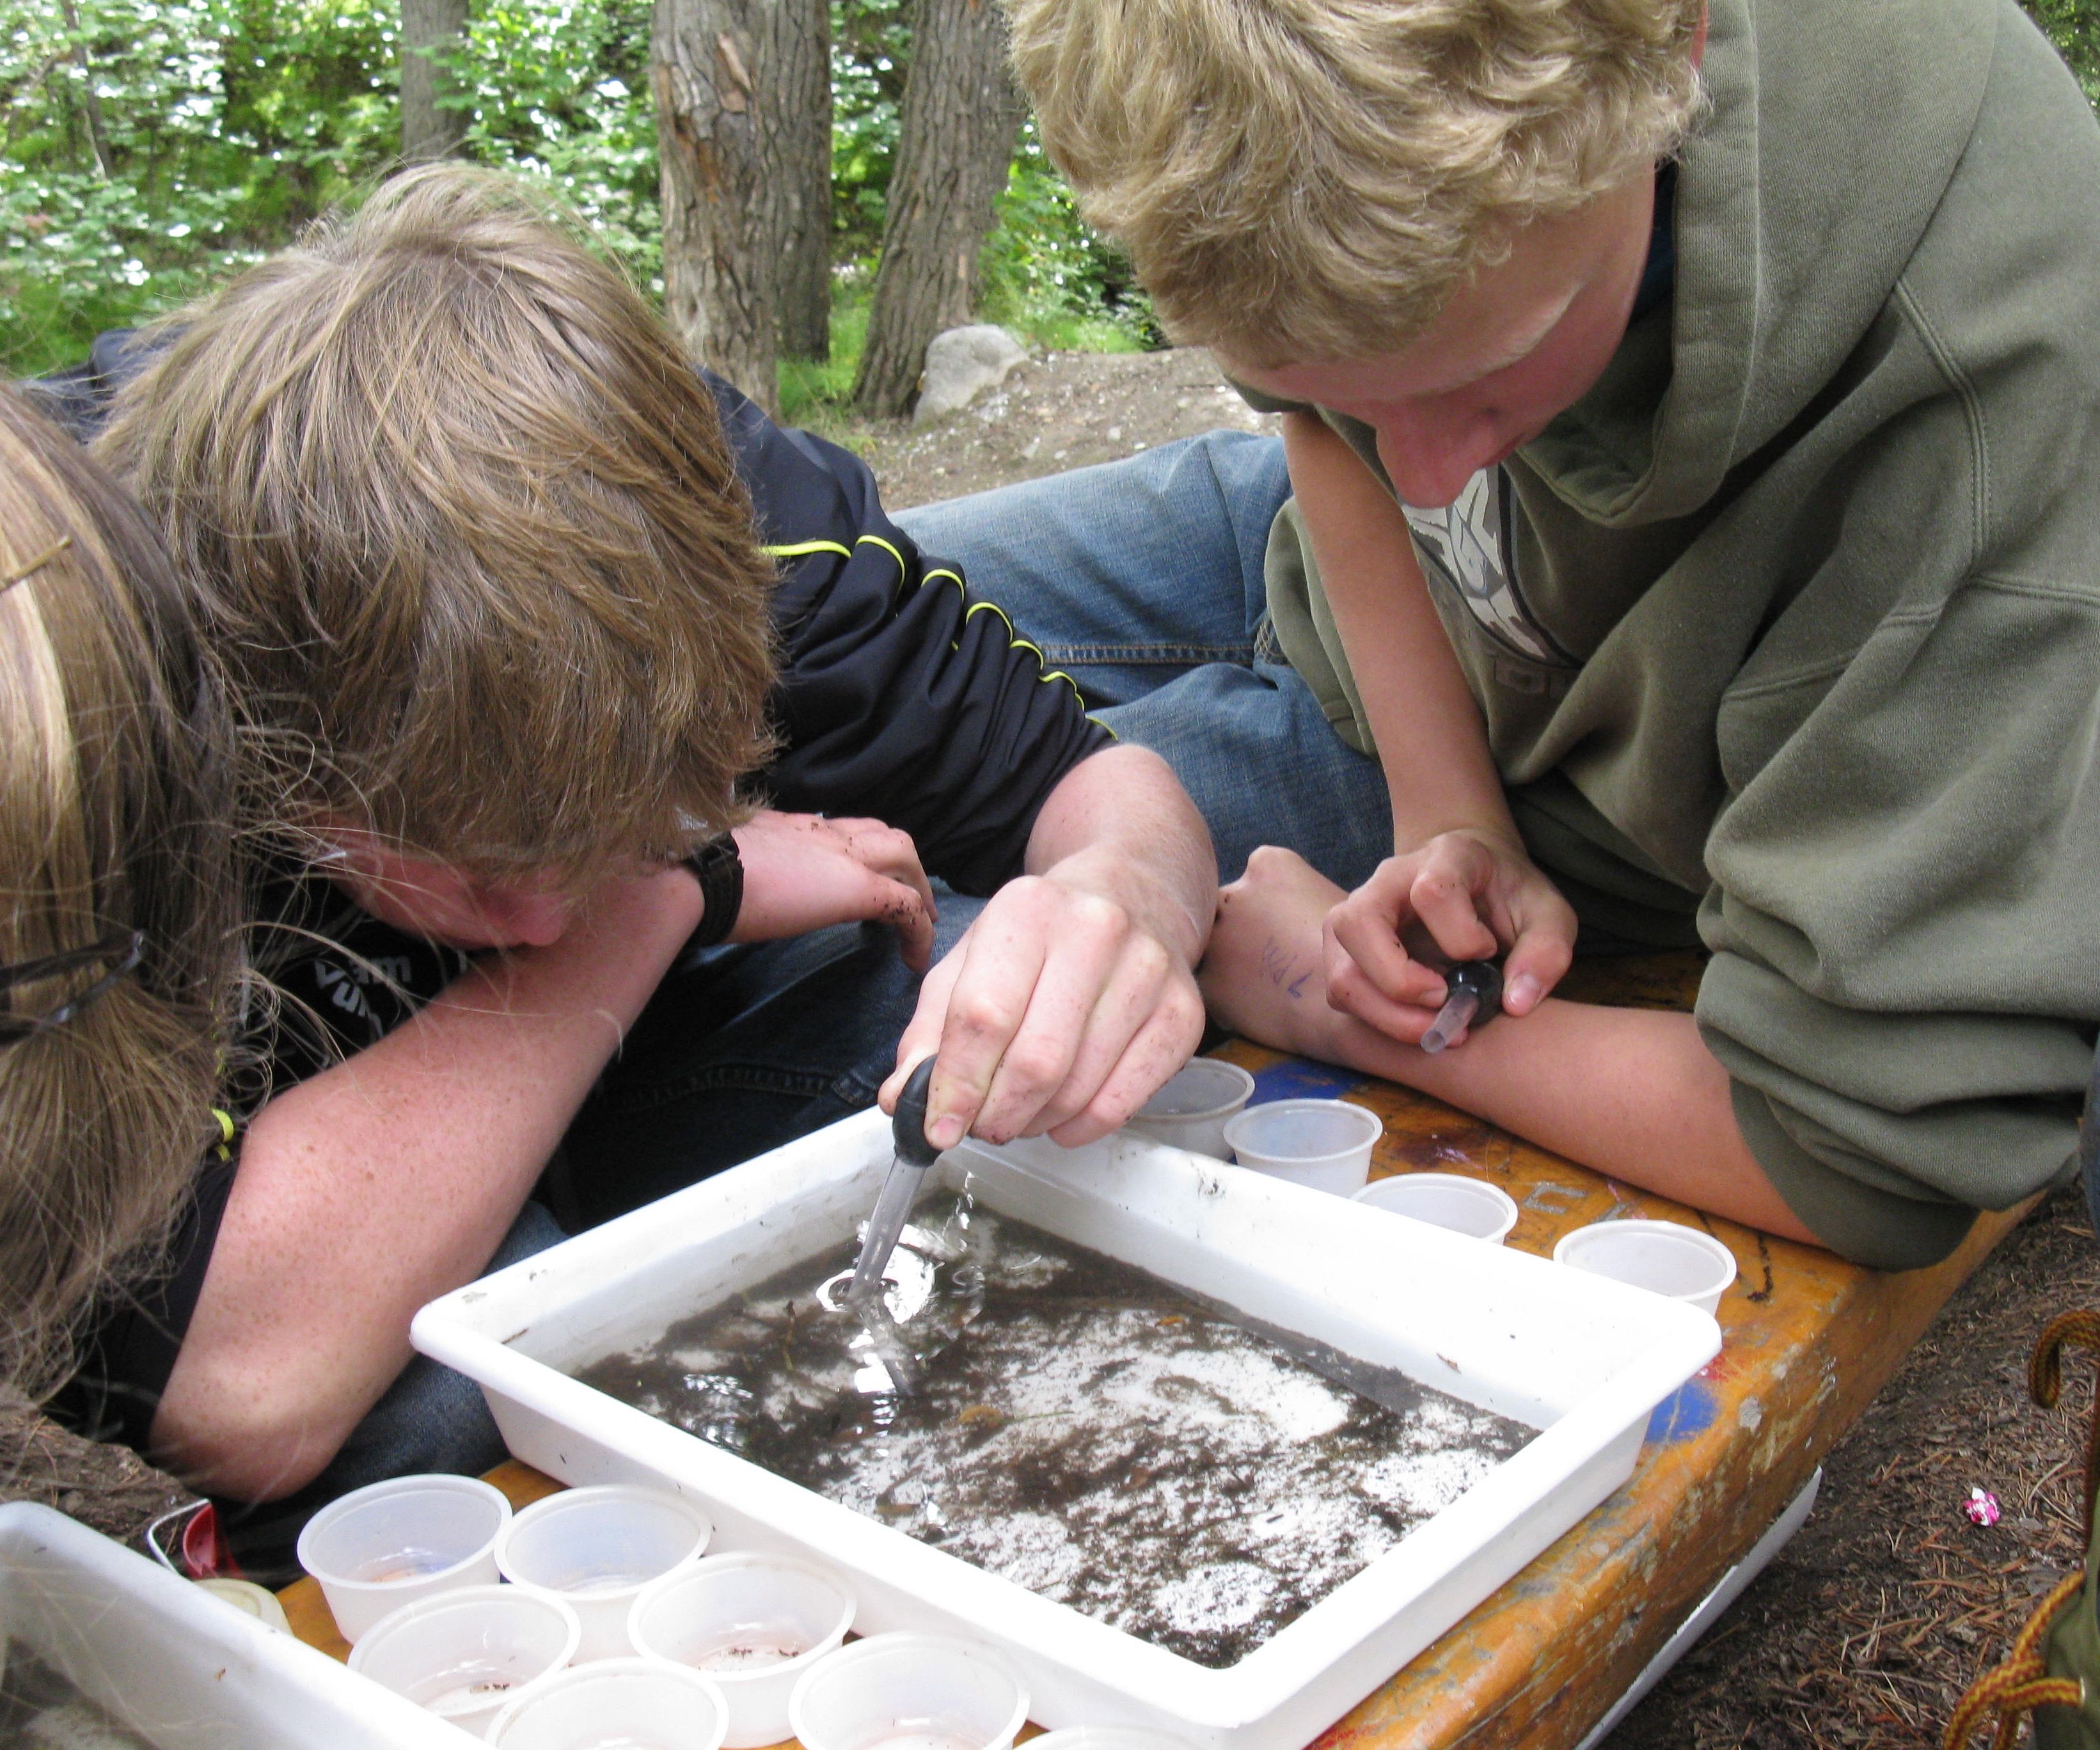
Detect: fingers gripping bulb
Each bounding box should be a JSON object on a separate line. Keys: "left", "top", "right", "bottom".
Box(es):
{"left": 1420, "top": 961, "right": 1504, "bottom": 1055}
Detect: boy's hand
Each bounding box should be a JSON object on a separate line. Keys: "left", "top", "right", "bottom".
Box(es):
{"left": 882, "top": 847, "right": 1206, "bottom": 1151}
{"left": 1323, "top": 829, "right": 1576, "bottom": 1045}
{"left": 727, "top": 810, "right": 938, "bottom": 971}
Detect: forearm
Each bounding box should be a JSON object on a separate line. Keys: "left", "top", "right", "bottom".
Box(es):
{"left": 1283, "top": 412, "right": 1513, "bottom": 849}
{"left": 152, "top": 869, "right": 704, "bottom": 1499}
{"left": 1330, "top": 999, "right": 1815, "bottom": 1242}
{"left": 1025, "top": 743, "right": 1215, "bottom": 965}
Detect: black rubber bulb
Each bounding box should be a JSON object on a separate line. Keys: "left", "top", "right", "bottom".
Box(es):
{"left": 893, "top": 1055, "right": 941, "bottom": 1168}
{"left": 1446, "top": 959, "right": 1504, "bottom": 1026}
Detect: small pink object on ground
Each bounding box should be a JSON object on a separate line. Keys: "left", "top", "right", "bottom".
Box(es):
{"left": 1964, "top": 1486, "right": 2001, "bottom": 1526}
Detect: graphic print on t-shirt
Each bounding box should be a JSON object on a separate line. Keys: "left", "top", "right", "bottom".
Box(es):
{"left": 1401, "top": 468, "right": 1570, "bottom": 668}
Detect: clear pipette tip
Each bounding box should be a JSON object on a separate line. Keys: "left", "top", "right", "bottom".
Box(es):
{"left": 1419, "top": 988, "right": 1479, "bottom": 1055}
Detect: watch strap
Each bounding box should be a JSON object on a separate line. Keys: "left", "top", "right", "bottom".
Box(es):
{"left": 683, "top": 833, "right": 745, "bottom": 949}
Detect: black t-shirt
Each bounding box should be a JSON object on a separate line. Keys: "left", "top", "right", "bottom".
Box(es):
{"left": 39, "top": 339, "right": 1111, "bottom": 1450}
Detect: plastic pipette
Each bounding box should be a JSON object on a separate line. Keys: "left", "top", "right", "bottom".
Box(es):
{"left": 844, "top": 1055, "right": 942, "bottom": 1305}
{"left": 1419, "top": 960, "right": 1504, "bottom": 1055}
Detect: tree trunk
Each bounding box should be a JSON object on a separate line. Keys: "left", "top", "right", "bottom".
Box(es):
{"left": 850, "top": 0, "right": 1022, "bottom": 418}
{"left": 653, "top": 0, "right": 832, "bottom": 410}
{"left": 776, "top": 0, "right": 832, "bottom": 360}
{"left": 401, "top": 0, "right": 470, "bottom": 162}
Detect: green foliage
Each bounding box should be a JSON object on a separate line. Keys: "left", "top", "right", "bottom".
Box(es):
{"left": 981, "top": 118, "right": 1159, "bottom": 352}
{"left": 448, "top": 0, "right": 659, "bottom": 288}
{"left": 830, "top": 0, "right": 904, "bottom": 256}
{"left": 1, "top": 0, "right": 397, "bottom": 372}
{"left": 2025, "top": 0, "right": 2100, "bottom": 104}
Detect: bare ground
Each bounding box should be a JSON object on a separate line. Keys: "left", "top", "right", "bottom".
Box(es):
{"left": 1, "top": 344, "right": 2090, "bottom": 1748}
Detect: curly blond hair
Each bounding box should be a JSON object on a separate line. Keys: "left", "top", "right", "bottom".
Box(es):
{"left": 1007, "top": 0, "right": 1705, "bottom": 367}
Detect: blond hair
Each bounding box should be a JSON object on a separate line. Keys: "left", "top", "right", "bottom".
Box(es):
{"left": 1006, "top": 0, "right": 1705, "bottom": 367}
{"left": 0, "top": 388, "right": 239, "bottom": 1399}
{"left": 99, "top": 165, "right": 777, "bottom": 883}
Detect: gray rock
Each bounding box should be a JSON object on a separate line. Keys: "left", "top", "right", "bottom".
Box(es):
{"left": 915, "top": 325, "right": 1026, "bottom": 423}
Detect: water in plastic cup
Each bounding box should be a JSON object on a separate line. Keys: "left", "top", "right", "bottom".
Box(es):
{"left": 297, "top": 1474, "right": 510, "bottom": 1643}
{"left": 1352, "top": 1172, "right": 1520, "bottom": 1243}
{"left": 629, "top": 1552, "right": 854, "bottom": 1748}
{"left": 1125, "top": 1059, "right": 1256, "bottom": 1160}
{"left": 349, "top": 1584, "right": 580, "bottom": 1740}
{"left": 787, "top": 1632, "right": 1029, "bottom": 1750}
{"left": 1222, "top": 1098, "right": 1383, "bottom": 1195}
{"left": 496, "top": 1485, "right": 712, "bottom": 1660}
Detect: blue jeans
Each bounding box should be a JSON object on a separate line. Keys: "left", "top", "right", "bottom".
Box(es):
{"left": 895, "top": 430, "right": 1394, "bottom": 888}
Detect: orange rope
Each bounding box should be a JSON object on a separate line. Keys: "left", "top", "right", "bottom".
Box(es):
{"left": 1943, "top": 1571, "right": 2087, "bottom": 1749}
{"left": 2030, "top": 1309, "right": 2100, "bottom": 1542}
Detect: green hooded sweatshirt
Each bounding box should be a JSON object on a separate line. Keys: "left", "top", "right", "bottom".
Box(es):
{"left": 1251, "top": 0, "right": 2100, "bottom": 1269}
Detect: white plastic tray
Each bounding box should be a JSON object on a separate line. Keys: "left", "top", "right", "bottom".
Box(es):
{"left": 413, "top": 1109, "right": 1717, "bottom": 1750}
{"left": 0, "top": 1501, "right": 471, "bottom": 1746}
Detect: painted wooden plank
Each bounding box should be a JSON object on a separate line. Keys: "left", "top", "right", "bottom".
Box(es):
{"left": 279, "top": 952, "right": 2014, "bottom": 1746}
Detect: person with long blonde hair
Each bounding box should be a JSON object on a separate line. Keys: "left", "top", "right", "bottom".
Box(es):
{"left": 0, "top": 385, "right": 238, "bottom": 1407}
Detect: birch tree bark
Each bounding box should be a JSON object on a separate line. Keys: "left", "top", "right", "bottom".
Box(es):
{"left": 653, "top": 0, "right": 832, "bottom": 407}
{"left": 400, "top": 0, "right": 470, "bottom": 162}
{"left": 850, "top": 0, "right": 1022, "bottom": 417}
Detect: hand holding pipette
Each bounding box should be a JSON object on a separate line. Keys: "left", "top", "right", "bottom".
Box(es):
{"left": 1321, "top": 830, "right": 1574, "bottom": 1046}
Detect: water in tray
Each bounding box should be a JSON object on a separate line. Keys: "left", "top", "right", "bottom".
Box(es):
{"left": 575, "top": 1193, "right": 1534, "bottom": 1668}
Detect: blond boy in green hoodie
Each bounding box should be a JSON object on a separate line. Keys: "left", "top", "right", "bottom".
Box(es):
{"left": 981, "top": 0, "right": 2100, "bottom": 1268}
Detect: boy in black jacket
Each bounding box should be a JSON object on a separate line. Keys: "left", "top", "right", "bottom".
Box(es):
{"left": 40, "top": 166, "right": 1214, "bottom": 1570}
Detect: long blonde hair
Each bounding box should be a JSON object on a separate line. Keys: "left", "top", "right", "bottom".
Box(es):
{"left": 0, "top": 387, "right": 239, "bottom": 1399}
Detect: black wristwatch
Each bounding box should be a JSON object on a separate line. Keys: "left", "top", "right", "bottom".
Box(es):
{"left": 683, "top": 832, "right": 745, "bottom": 948}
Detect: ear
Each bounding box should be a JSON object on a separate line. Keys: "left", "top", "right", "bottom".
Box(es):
{"left": 1689, "top": 4, "right": 1709, "bottom": 71}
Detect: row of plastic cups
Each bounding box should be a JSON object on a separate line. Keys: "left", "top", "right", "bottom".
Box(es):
{"left": 347, "top": 1564, "right": 853, "bottom": 1744}
{"left": 1131, "top": 1061, "right": 1737, "bottom": 1315}
{"left": 1128, "top": 1060, "right": 1387, "bottom": 1194}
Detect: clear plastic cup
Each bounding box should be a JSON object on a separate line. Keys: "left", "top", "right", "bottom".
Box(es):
{"left": 348, "top": 1583, "right": 581, "bottom": 1740}
{"left": 1028, "top": 1730, "right": 1196, "bottom": 1750}
{"left": 629, "top": 1552, "right": 856, "bottom": 1748}
{"left": 1125, "top": 1059, "right": 1256, "bottom": 1160}
{"left": 1352, "top": 1172, "right": 1520, "bottom": 1243}
{"left": 787, "top": 1632, "right": 1029, "bottom": 1750}
{"left": 495, "top": 1485, "right": 713, "bottom": 1660}
{"left": 296, "top": 1472, "right": 511, "bottom": 1643}
{"left": 487, "top": 1657, "right": 730, "bottom": 1750}
{"left": 1553, "top": 1219, "right": 1738, "bottom": 1316}
{"left": 1222, "top": 1098, "right": 1383, "bottom": 1195}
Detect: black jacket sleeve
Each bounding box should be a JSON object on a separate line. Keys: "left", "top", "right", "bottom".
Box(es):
{"left": 709, "top": 374, "right": 1113, "bottom": 896}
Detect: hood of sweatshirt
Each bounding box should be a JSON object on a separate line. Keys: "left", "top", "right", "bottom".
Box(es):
{"left": 1523, "top": 0, "right": 1999, "bottom": 524}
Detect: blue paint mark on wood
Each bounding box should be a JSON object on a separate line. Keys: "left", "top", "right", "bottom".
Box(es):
{"left": 1645, "top": 1377, "right": 1719, "bottom": 1445}
{"left": 1250, "top": 1060, "right": 1366, "bottom": 1105}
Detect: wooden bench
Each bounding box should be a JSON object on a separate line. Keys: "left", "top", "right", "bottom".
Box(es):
{"left": 281, "top": 951, "right": 2017, "bottom": 1747}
